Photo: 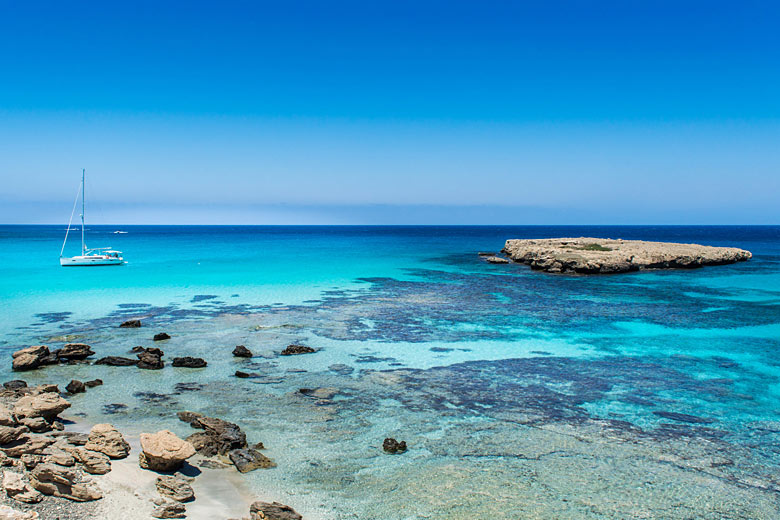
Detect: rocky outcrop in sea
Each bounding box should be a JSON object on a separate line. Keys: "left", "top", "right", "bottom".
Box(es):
{"left": 501, "top": 237, "right": 752, "bottom": 274}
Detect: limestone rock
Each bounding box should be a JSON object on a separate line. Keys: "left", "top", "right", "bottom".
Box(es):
{"left": 69, "top": 448, "right": 111, "bottom": 475}
{"left": 85, "top": 424, "right": 130, "bottom": 459}
{"left": 2, "top": 471, "right": 42, "bottom": 504}
{"left": 153, "top": 333, "right": 171, "bottom": 341}
{"left": 29, "top": 463, "right": 102, "bottom": 501}
{"left": 229, "top": 448, "right": 275, "bottom": 473}
{"left": 65, "top": 380, "right": 85, "bottom": 394}
{"left": 3, "top": 436, "right": 55, "bottom": 458}
{"left": 139, "top": 430, "right": 195, "bottom": 472}
{"left": 483, "top": 255, "right": 509, "bottom": 264}
{"left": 0, "top": 427, "right": 27, "bottom": 446}
{"left": 152, "top": 500, "right": 186, "bottom": 519}
{"left": 13, "top": 393, "right": 70, "bottom": 420}
{"left": 58, "top": 343, "right": 94, "bottom": 361}
{"left": 19, "top": 418, "right": 48, "bottom": 434}
{"left": 19, "top": 454, "right": 43, "bottom": 470}
{"left": 119, "top": 319, "right": 142, "bottom": 328}
{"left": 233, "top": 345, "right": 253, "bottom": 358}
{"left": 85, "top": 379, "right": 103, "bottom": 388}
{"left": 172, "top": 357, "right": 207, "bottom": 368}
{"left": 44, "top": 449, "right": 75, "bottom": 467}
{"left": 0, "top": 405, "right": 15, "bottom": 427}
{"left": 502, "top": 237, "right": 753, "bottom": 275}
{"left": 156, "top": 475, "right": 195, "bottom": 502}
{"left": 0, "top": 504, "right": 39, "bottom": 519}
{"left": 280, "top": 344, "right": 315, "bottom": 356}
{"left": 249, "top": 501, "right": 302, "bottom": 520}
{"left": 11, "top": 347, "right": 50, "bottom": 372}
{"left": 95, "top": 356, "right": 138, "bottom": 366}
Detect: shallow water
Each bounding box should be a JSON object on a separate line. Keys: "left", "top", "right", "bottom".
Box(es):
{"left": 1, "top": 225, "right": 779, "bottom": 518}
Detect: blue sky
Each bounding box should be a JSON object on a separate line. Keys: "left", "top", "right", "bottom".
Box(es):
{"left": 1, "top": 1, "right": 779, "bottom": 224}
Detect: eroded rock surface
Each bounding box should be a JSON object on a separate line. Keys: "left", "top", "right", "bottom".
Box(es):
{"left": 502, "top": 237, "right": 752, "bottom": 274}
{"left": 139, "top": 430, "right": 195, "bottom": 472}
{"left": 249, "top": 501, "right": 302, "bottom": 520}
{"left": 84, "top": 424, "right": 130, "bottom": 459}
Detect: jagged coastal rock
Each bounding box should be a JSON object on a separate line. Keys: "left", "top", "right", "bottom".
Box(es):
{"left": 501, "top": 237, "right": 752, "bottom": 274}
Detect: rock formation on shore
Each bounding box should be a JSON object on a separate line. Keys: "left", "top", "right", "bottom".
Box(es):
{"left": 501, "top": 237, "right": 752, "bottom": 274}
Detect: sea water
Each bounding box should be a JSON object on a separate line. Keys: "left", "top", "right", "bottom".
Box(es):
{"left": 1, "top": 225, "right": 779, "bottom": 518}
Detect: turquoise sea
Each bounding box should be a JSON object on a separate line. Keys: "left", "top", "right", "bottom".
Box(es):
{"left": 1, "top": 225, "right": 779, "bottom": 518}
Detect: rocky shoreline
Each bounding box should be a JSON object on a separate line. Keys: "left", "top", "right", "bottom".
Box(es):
{"left": 0, "top": 330, "right": 326, "bottom": 520}
{"left": 497, "top": 237, "right": 752, "bottom": 274}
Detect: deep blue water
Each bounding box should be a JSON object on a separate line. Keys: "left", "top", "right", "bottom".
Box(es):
{"left": 1, "top": 225, "right": 779, "bottom": 518}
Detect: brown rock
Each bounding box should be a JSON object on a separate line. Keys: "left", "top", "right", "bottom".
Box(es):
{"left": 228, "top": 448, "right": 275, "bottom": 473}
{"left": 13, "top": 393, "right": 70, "bottom": 420}
{"left": 2, "top": 471, "right": 42, "bottom": 504}
{"left": 280, "top": 344, "right": 315, "bottom": 356}
{"left": 84, "top": 379, "right": 103, "bottom": 388}
{"left": 11, "top": 346, "right": 50, "bottom": 371}
{"left": 382, "top": 438, "right": 407, "bottom": 453}
{"left": 84, "top": 424, "right": 130, "bottom": 459}
{"left": 58, "top": 343, "right": 94, "bottom": 360}
{"left": 119, "top": 319, "right": 142, "bottom": 328}
{"left": 153, "top": 333, "right": 171, "bottom": 341}
{"left": 94, "top": 356, "right": 138, "bottom": 366}
{"left": 249, "top": 501, "right": 302, "bottom": 520}
{"left": 0, "top": 427, "right": 27, "bottom": 445}
{"left": 172, "top": 357, "right": 207, "bottom": 368}
{"left": 233, "top": 345, "right": 253, "bottom": 358}
{"left": 69, "top": 448, "right": 111, "bottom": 475}
{"left": 29, "top": 463, "right": 102, "bottom": 501}
{"left": 19, "top": 418, "right": 49, "bottom": 434}
{"left": 65, "top": 380, "right": 85, "bottom": 394}
{"left": 137, "top": 350, "right": 164, "bottom": 370}
{"left": 0, "top": 404, "right": 15, "bottom": 427}
{"left": 3, "top": 436, "right": 55, "bottom": 458}
{"left": 139, "top": 431, "right": 195, "bottom": 472}
{"left": 152, "top": 500, "right": 186, "bottom": 518}
{"left": 156, "top": 475, "right": 195, "bottom": 502}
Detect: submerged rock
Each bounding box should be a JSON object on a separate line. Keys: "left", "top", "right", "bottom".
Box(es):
{"left": 153, "top": 333, "right": 171, "bottom": 341}
{"left": 65, "top": 380, "right": 85, "bottom": 395}
{"left": 139, "top": 430, "right": 195, "bottom": 472}
{"left": 84, "top": 379, "right": 103, "bottom": 388}
{"left": 382, "top": 438, "right": 407, "bottom": 453}
{"left": 228, "top": 448, "right": 275, "bottom": 473}
{"left": 95, "top": 356, "right": 138, "bottom": 367}
{"left": 119, "top": 319, "right": 142, "bottom": 328}
{"left": 176, "top": 411, "right": 203, "bottom": 426}
{"left": 249, "top": 501, "right": 302, "bottom": 520}
{"left": 156, "top": 475, "right": 194, "bottom": 502}
{"left": 280, "top": 344, "right": 316, "bottom": 356}
{"left": 172, "top": 357, "right": 207, "bottom": 368}
{"left": 232, "top": 345, "right": 253, "bottom": 358}
{"left": 84, "top": 424, "right": 130, "bottom": 459}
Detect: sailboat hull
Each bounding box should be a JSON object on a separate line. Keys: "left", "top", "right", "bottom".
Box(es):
{"left": 60, "top": 256, "right": 124, "bottom": 266}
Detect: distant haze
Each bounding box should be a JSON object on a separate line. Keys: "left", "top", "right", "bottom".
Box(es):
{"left": 1, "top": 2, "right": 779, "bottom": 224}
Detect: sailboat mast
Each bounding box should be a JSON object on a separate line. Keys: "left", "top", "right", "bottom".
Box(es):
{"left": 81, "top": 168, "right": 86, "bottom": 255}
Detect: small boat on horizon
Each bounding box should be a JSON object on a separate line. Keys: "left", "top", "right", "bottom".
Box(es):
{"left": 59, "top": 169, "right": 125, "bottom": 266}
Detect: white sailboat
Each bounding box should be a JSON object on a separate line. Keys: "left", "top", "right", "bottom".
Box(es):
{"left": 60, "top": 169, "right": 124, "bottom": 266}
